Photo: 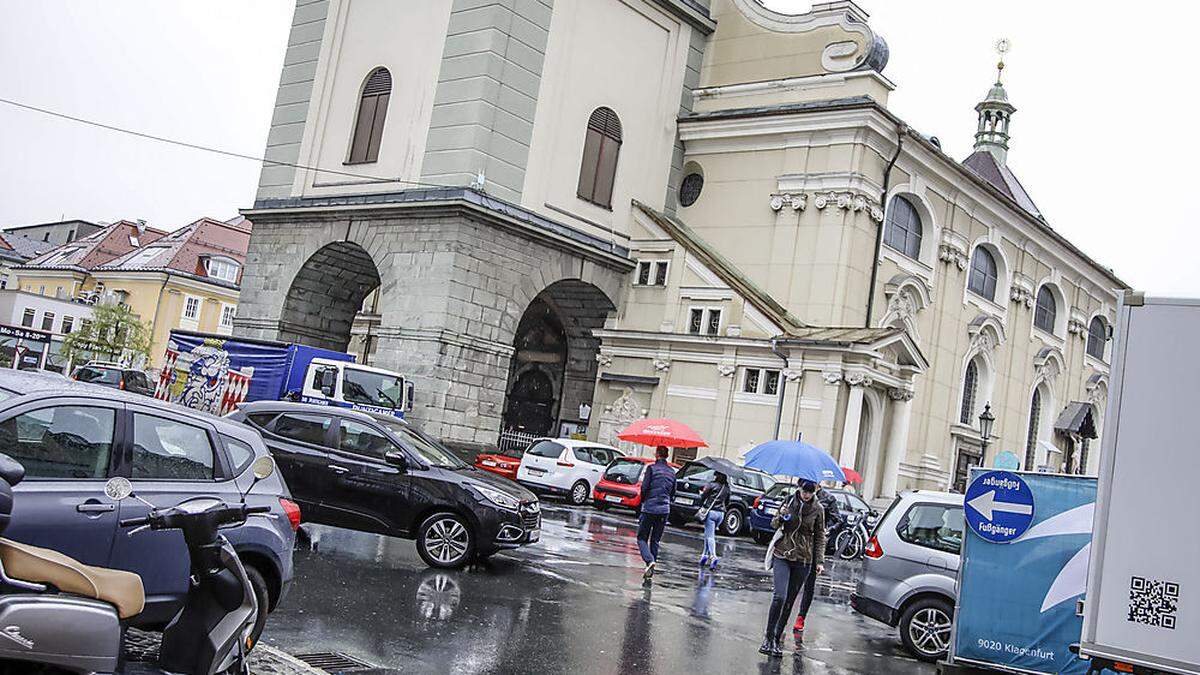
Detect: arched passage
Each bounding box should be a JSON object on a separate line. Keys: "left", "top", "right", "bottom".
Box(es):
{"left": 279, "top": 241, "right": 381, "bottom": 352}
{"left": 502, "top": 279, "right": 615, "bottom": 439}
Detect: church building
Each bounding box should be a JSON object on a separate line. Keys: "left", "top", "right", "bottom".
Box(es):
{"left": 241, "top": 0, "right": 1123, "bottom": 502}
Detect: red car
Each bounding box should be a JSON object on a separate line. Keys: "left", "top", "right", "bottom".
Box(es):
{"left": 593, "top": 457, "right": 679, "bottom": 511}
{"left": 473, "top": 447, "right": 523, "bottom": 481}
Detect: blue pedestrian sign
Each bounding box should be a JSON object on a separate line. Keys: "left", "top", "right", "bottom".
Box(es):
{"left": 965, "top": 470, "right": 1035, "bottom": 543}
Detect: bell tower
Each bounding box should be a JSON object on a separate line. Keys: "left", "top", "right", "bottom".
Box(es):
{"left": 974, "top": 39, "right": 1016, "bottom": 164}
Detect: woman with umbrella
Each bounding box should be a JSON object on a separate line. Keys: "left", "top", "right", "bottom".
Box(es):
{"left": 693, "top": 457, "right": 740, "bottom": 571}
{"left": 742, "top": 440, "right": 845, "bottom": 658}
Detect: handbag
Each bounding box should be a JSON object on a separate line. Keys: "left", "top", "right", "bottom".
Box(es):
{"left": 696, "top": 504, "right": 711, "bottom": 522}
{"left": 763, "top": 528, "right": 783, "bottom": 571}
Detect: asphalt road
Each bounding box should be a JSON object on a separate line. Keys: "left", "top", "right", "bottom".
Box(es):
{"left": 261, "top": 502, "right": 935, "bottom": 675}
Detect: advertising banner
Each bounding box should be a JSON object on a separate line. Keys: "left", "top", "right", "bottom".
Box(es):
{"left": 156, "top": 333, "right": 289, "bottom": 415}
{"left": 953, "top": 469, "right": 1097, "bottom": 674}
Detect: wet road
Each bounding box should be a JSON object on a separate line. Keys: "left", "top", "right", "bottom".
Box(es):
{"left": 261, "top": 504, "right": 934, "bottom": 674}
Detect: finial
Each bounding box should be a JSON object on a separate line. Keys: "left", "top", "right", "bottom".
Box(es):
{"left": 994, "top": 38, "right": 1011, "bottom": 84}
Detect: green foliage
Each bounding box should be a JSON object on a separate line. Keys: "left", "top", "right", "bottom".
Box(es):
{"left": 61, "top": 302, "right": 152, "bottom": 366}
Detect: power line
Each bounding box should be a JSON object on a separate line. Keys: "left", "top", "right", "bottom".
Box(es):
{"left": 0, "top": 96, "right": 451, "bottom": 189}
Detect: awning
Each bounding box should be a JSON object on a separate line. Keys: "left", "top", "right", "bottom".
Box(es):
{"left": 1054, "top": 402, "right": 1097, "bottom": 439}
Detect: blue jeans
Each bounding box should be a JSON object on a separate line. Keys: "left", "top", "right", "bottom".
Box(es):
{"left": 702, "top": 510, "right": 724, "bottom": 559}
{"left": 766, "top": 558, "right": 812, "bottom": 638}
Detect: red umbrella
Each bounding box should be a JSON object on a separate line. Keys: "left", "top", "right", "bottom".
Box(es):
{"left": 840, "top": 467, "right": 863, "bottom": 484}
{"left": 617, "top": 418, "right": 708, "bottom": 449}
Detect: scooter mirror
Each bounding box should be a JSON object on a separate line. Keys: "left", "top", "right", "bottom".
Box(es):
{"left": 251, "top": 456, "right": 276, "bottom": 481}
{"left": 105, "top": 477, "right": 133, "bottom": 501}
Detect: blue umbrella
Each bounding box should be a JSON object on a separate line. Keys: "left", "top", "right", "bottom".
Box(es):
{"left": 743, "top": 440, "right": 847, "bottom": 483}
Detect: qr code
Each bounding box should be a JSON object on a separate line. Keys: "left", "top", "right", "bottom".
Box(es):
{"left": 1127, "top": 576, "right": 1179, "bottom": 629}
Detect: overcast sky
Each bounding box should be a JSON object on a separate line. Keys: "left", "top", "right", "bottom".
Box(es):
{"left": 1, "top": 1, "right": 1195, "bottom": 294}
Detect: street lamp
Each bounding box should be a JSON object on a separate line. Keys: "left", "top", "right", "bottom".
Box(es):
{"left": 978, "top": 403, "right": 996, "bottom": 455}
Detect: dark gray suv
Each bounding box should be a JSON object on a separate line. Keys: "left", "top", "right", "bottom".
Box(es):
{"left": 0, "top": 369, "right": 297, "bottom": 647}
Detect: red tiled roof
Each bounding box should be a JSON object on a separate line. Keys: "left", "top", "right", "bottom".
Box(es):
{"left": 23, "top": 221, "right": 166, "bottom": 271}
{"left": 96, "top": 216, "right": 252, "bottom": 286}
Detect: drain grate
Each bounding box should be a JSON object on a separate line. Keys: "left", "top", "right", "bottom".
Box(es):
{"left": 292, "top": 651, "right": 376, "bottom": 673}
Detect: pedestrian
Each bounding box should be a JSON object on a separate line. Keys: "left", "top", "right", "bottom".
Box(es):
{"left": 761, "top": 480, "right": 825, "bottom": 658}
{"left": 697, "top": 472, "right": 730, "bottom": 570}
{"left": 637, "top": 445, "right": 677, "bottom": 581}
{"left": 794, "top": 484, "right": 840, "bottom": 634}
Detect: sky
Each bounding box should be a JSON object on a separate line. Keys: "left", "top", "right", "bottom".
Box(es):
{"left": 0, "top": 1, "right": 1196, "bottom": 294}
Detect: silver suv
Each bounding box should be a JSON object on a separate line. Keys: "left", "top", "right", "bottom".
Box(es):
{"left": 850, "top": 490, "right": 964, "bottom": 662}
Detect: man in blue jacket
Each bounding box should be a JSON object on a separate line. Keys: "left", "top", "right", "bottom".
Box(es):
{"left": 637, "top": 445, "right": 677, "bottom": 580}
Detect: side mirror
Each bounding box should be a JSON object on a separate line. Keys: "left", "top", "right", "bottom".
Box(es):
{"left": 251, "top": 456, "right": 276, "bottom": 481}
{"left": 319, "top": 368, "right": 337, "bottom": 397}
{"left": 384, "top": 451, "right": 409, "bottom": 472}
{"left": 105, "top": 477, "right": 133, "bottom": 501}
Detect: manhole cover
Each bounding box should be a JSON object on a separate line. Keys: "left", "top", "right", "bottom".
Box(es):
{"left": 292, "top": 652, "right": 376, "bottom": 673}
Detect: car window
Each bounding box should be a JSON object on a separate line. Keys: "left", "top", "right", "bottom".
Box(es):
{"left": 338, "top": 420, "right": 393, "bottom": 460}
{"left": 845, "top": 494, "right": 870, "bottom": 514}
{"left": 896, "top": 503, "right": 965, "bottom": 555}
{"left": 759, "top": 474, "right": 777, "bottom": 492}
{"left": 272, "top": 413, "right": 332, "bottom": 447}
{"left": 570, "top": 447, "right": 594, "bottom": 464}
{"left": 131, "top": 413, "right": 215, "bottom": 480}
{"left": 733, "top": 473, "right": 760, "bottom": 491}
{"left": 128, "top": 372, "right": 151, "bottom": 391}
{"left": 221, "top": 434, "right": 255, "bottom": 475}
{"left": 0, "top": 405, "right": 115, "bottom": 479}
{"left": 75, "top": 367, "right": 120, "bottom": 386}
{"left": 677, "top": 463, "right": 716, "bottom": 483}
{"left": 526, "top": 440, "right": 563, "bottom": 459}
{"left": 590, "top": 447, "right": 615, "bottom": 465}
{"left": 374, "top": 417, "right": 466, "bottom": 469}
{"left": 246, "top": 412, "right": 278, "bottom": 430}
{"left": 604, "top": 460, "right": 645, "bottom": 484}
{"left": 342, "top": 368, "right": 405, "bottom": 409}
{"left": 763, "top": 483, "right": 796, "bottom": 500}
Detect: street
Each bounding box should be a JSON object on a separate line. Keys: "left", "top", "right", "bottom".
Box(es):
{"left": 261, "top": 504, "right": 934, "bottom": 674}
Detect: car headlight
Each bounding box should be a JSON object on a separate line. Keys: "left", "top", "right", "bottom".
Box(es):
{"left": 474, "top": 484, "right": 521, "bottom": 511}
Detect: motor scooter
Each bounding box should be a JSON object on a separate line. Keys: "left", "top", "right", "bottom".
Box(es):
{"left": 0, "top": 452, "right": 276, "bottom": 675}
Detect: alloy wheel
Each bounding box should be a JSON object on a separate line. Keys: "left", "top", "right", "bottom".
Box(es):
{"left": 426, "top": 517, "right": 470, "bottom": 565}
{"left": 723, "top": 509, "right": 741, "bottom": 536}
{"left": 908, "top": 607, "right": 952, "bottom": 657}
{"left": 570, "top": 481, "right": 589, "bottom": 505}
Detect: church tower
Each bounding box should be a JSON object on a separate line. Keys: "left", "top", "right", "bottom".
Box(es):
{"left": 974, "top": 40, "right": 1016, "bottom": 164}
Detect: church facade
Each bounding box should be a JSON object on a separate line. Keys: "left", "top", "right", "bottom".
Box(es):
{"left": 242, "top": 0, "right": 1124, "bottom": 503}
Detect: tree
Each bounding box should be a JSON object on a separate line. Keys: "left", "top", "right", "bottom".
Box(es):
{"left": 61, "top": 302, "right": 152, "bottom": 368}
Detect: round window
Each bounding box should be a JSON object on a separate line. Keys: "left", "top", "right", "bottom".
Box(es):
{"left": 679, "top": 173, "right": 704, "bottom": 207}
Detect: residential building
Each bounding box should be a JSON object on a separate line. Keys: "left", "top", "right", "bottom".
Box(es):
{"left": 13, "top": 220, "right": 167, "bottom": 300}
{"left": 240, "top": 0, "right": 1121, "bottom": 501}
{"left": 2, "top": 219, "right": 104, "bottom": 246}
{"left": 0, "top": 289, "right": 95, "bottom": 372}
{"left": 0, "top": 232, "right": 55, "bottom": 291}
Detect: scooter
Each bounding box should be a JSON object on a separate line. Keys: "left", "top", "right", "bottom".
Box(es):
{"left": 0, "top": 452, "right": 277, "bottom": 674}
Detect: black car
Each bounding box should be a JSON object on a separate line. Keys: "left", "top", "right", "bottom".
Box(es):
{"left": 228, "top": 401, "right": 541, "bottom": 569}
{"left": 668, "top": 461, "right": 776, "bottom": 536}
{"left": 71, "top": 362, "right": 155, "bottom": 396}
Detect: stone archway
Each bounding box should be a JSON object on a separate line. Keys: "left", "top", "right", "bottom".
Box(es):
{"left": 278, "top": 241, "right": 381, "bottom": 352}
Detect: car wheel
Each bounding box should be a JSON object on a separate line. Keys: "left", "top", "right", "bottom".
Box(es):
{"left": 243, "top": 565, "right": 270, "bottom": 651}
{"left": 416, "top": 513, "right": 475, "bottom": 569}
{"left": 569, "top": 480, "right": 590, "bottom": 506}
{"left": 720, "top": 508, "right": 744, "bottom": 537}
{"left": 752, "top": 530, "right": 772, "bottom": 546}
{"left": 899, "top": 597, "right": 954, "bottom": 662}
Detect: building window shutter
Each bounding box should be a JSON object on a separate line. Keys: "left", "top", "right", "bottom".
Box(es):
{"left": 348, "top": 68, "right": 392, "bottom": 164}
{"left": 1024, "top": 389, "right": 1042, "bottom": 470}
{"left": 959, "top": 361, "right": 978, "bottom": 425}
{"left": 577, "top": 107, "right": 623, "bottom": 208}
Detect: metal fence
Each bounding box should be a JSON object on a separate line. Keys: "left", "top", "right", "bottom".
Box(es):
{"left": 498, "top": 428, "right": 540, "bottom": 453}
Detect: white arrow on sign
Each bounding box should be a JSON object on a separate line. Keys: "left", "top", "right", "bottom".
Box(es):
{"left": 968, "top": 489, "right": 1033, "bottom": 521}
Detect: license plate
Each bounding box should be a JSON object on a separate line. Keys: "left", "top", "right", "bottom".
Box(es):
{"left": 527, "top": 529, "right": 540, "bottom": 543}
{"left": 605, "top": 495, "right": 624, "bottom": 504}
{"left": 675, "top": 497, "right": 695, "bottom": 506}
{"left": 527, "top": 468, "right": 546, "bottom": 476}
{"left": 482, "top": 460, "right": 498, "bottom": 467}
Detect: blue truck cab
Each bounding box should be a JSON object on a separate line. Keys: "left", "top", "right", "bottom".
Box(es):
{"left": 156, "top": 330, "right": 413, "bottom": 417}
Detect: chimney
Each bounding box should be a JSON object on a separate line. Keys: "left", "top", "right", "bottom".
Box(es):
{"left": 135, "top": 219, "right": 147, "bottom": 237}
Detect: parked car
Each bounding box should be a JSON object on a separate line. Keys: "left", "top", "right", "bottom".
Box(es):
{"left": 514, "top": 438, "right": 623, "bottom": 506}
{"left": 229, "top": 400, "right": 541, "bottom": 569}
{"left": 850, "top": 490, "right": 965, "bottom": 662}
{"left": 748, "top": 485, "right": 877, "bottom": 545}
{"left": 668, "top": 461, "right": 776, "bottom": 536}
{"left": 592, "top": 456, "right": 680, "bottom": 512}
{"left": 473, "top": 445, "right": 524, "bottom": 482}
{"left": 71, "top": 361, "right": 156, "bottom": 396}
{"left": 0, "top": 369, "right": 297, "bottom": 648}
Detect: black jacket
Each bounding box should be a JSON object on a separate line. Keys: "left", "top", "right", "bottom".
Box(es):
{"left": 818, "top": 488, "right": 842, "bottom": 528}
{"left": 699, "top": 480, "right": 730, "bottom": 511}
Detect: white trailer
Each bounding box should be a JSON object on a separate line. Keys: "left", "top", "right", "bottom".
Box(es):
{"left": 1081, "top": 293, "right": 1200, "bottom": 674}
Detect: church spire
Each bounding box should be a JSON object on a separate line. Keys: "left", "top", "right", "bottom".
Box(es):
{"left": 974, "top": 39, "right": 1017, "bottom": 164}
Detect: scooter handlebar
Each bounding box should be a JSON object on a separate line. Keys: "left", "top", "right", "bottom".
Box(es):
{"left": 245, "top": 505, "right": 271, "bottom": 515}
{"left": 120, "top": 516, "right": 151, "bottom": 527}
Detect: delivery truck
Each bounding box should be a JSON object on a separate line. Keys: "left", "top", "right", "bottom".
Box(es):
{"left": 154, "top": 329, "right": 413, "bottom": 417}
{"left": 1079, "top": 293, "right": 1199, "bottom": 675}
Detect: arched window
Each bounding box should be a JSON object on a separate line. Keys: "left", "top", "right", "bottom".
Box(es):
{"left": 1086, "top": 316, "right": 1107, "bottom": 360}
{"left": 959, "top": 360, "right": 979, "bottom": 425}
{"left": 883, "top": 196, "right": 922, "bottom": 260}
{"left": 348, "top": 68, "right": 392, "bottom": 164}
{"left": 967, "top": 247, "right": 999, "bottom": 302}
{"left": 1024, "top": 389, "right": 1042, "bottom": 470}
{"left": 1034, "top": 286, "right": 1057, "bottom": 334}
{"left": 577, "top": 107, "right": 623, "bottom": 208}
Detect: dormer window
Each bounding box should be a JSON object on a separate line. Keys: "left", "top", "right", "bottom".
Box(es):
{"left": 205, "top": 257, "right": 241, "bottom": 283}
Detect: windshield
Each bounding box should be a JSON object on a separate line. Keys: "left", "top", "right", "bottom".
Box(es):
{"left": 75, "top": 367, "right": 121, "bottom": 385}
{"left": 375, "top": 417, "right": 466, "bottom": 469}
{"left": 604, "top": 460, "right": 645, "bottom": 485}
{"left": 677, "top": 463, "right": 716, "bottom": 482}
{"left": 764, "top": 483, "right": 796, "bottom": 500}
{"left": 342, "top": 367, "right": 404, "bottom": 409}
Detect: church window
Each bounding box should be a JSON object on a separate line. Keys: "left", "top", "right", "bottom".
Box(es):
{"left": 577, "top": 107, "right": 622, "bottom": 209}
{"left": 959, "top": 360, "right": 978, "bottom": 425}
{"left": 967, "top": 247, "right": 999, "bottom": 302}
{"left": 1086, "top": 316, "right": 1107, "bottom": 360}
{"left": 883, "top": 196, "right": 922, "bottom": 260}
{"left": 348, "top": 68, "right": 391, "bottom": 164}
{"left": 1034, "top": 286, "right": 1057, "bottom": 334}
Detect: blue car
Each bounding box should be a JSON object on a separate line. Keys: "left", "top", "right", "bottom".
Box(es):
{"left": 749, "top": 484, "right": 874, "bottom": 545}
{"left": 0, "top": 369, "right": 297, "bottom": 647}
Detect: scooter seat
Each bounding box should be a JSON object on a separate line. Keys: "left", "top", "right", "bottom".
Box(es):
{"left": 0, "top": 538, "right": 144, "bottom": 619}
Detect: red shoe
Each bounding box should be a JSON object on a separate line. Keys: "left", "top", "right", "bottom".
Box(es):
{"left": 793, "top": 615, "right": 805, "bottom": 632}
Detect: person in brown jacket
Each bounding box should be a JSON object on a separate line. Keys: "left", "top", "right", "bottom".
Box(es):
{"left": 760, "top": 480, "right": 825, "bottom": 658}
